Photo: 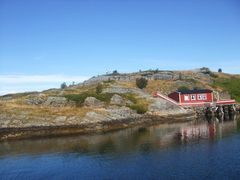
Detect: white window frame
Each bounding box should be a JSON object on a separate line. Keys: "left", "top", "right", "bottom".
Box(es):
{"left": 184, "top": 95, "right": 190, "bottom": 101}
{"left": 197, "top": 94, "right": 207, "bottom": 100}
{"left": 191, "top": 95, "right": 196, "bottom": 101}
{"left": 202, "top": 94, "right": 207, "bottom": 100}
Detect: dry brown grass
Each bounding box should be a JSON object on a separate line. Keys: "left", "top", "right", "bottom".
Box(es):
{"left": 0, "top": 102, "right": 90, "bottom": 117}
{"left": 40, "top": 83, "right": 105, "bottom": 97}
{"left": 62, "top": 85, "right": 97, "bottom": 95}
{"left": 145, "top": 80, "right": 177, "bottom": 95}
{"left": 216, "top": 72, "right": 233, "bottom": 79}
{"left": 115, "top": 81, "right": 136, "bottom": 88}
{"left": 61, "top": 83, "right": 112, "bottom": 96}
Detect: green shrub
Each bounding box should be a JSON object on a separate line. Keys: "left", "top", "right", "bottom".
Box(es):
{"left": 128, "top": 104, "right": 147, "bottom": 114}
{"left": 179, "top": 73, "right": 183, "bottom": 80}
{"left": 96, "top": 83, "right": 103, "bottom": 94}
{"left": 60, "top": 82, "right": 67, "bottom": 89}
{"left": 103, "top": 79, "right": 115, "bottom": 84}
{"left": 177, "top": 86, "right": 189, "bottom": 91}
{"left": 94, "top": 93, "right": 113, "bottom": 103}
{"left": 121, "top": 93, "right": 138, "bottom": 104}
{"left": 64, "top": 93, "right": 90, "bottom": 106}
{"left": 64, "top": 92, "right": 114, "bottom": 106}
{"left": 111, "top": 70, "right": 120, "bottom": 75}
{"left": 193, "top": 86, "right": 201, "bottom": 90}
{"left": 136, "top": 78, "right": 148, "bottom": 89}
{"left": 213, "top": 77, "right": 240, "bottom": 102}
{"left": 154, "top": 68, "right": 159, "bottom": 73}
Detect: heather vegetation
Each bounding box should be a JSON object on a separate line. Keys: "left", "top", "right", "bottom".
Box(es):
{"left": 127, "top": 104, "right": 147, "bottom": 114}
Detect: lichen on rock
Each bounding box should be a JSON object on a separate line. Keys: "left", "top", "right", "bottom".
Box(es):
{"left": 110, "top": 94, "right": 133, "bottom": 106}
{"left": 43, "top": 96, "right": 76, "bottom": 107}
{"left": 84, "top": 97, "right": 105, "bottom": 108}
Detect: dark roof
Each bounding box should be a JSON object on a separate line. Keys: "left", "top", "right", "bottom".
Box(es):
{"left": 177, "top": 89, "right": 212, "bottom": 94}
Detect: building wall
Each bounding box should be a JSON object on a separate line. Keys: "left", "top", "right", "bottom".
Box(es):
{"left": 180, "top": 93, "right": 213, "bottom": 104}
{"left": 168, "top": 92, "right": 180, "bottom": 102}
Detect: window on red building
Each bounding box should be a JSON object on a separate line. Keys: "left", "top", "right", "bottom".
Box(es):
{"left": 191, "top": 95, "right": 196, "bottom": 101}
{"left": 184, "top": 95, "right": 190, "bottom": 101}
{"left": 198, "top": 94, "right": 207, "bottom": 100}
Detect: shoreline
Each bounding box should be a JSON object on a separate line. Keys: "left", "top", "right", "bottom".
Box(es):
{"left": 0, "top": 112, "right": 196, "bottom": 141}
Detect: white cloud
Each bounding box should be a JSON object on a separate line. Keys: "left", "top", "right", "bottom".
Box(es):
{"left": 0, "top": 74, "right": 89, "bottom": 84}
{"left": 0, "top": 74, "right": 90, "bottom": 95}
{"left": 0, "top": 90, "right": 19, "bottom": 95}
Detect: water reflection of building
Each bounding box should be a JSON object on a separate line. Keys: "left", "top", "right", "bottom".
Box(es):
{"left": 178, "top": 117, "right": 238, "bottom": 143}
{"left": 179, "top": 123, "right": 214, "bottom": 143}
{"left": 0, "top": 116, "right": 239, "bottom": 157}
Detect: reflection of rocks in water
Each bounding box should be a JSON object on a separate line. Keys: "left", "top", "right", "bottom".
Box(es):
{"left": 0, "top": 117, "right": 239, "bottom": 157}
{"left": 220, "top": 113, "right": 236, "bottom": 121}
{"left": 204, "top": 113, "right": 236, "bottom": 123}
{"left": 228, "top": 114, "right": 236, "bottom": 121}
{"left": 224, "top": 114, "right": 230, "bottom": 121}
{"left": 131, "top": 127, "right": 150, "bottom": 145}
{"left": 237, "top": 119, "right": 240, "bottom": 133}
{"left": 206, "top": 117, "right": 212, "bottom": 123}
{"left": 215, "top": 116, "right": 223, "bottom": 123}
{"left": 138, "top": 127, "right": 148, "bottom": 133}
{"left": 139, "top": 143, "right": 152, "bottom": 154}
{"left": 71, "top": 141, "right": 89, "bottom": 154}
{"left": 97, "top": 138, "right": 116, "bottom": 154}
{"left": 215, "top": 114, "right": 237, "bottom": 122}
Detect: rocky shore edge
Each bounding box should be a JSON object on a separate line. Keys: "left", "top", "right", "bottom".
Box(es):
{"left": 0, "top": 112, "right": 196, "bottom": 141}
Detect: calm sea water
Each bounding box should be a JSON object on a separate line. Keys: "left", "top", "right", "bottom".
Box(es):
{"left": 1, "top": 116, "right": 240, "bottom": 180}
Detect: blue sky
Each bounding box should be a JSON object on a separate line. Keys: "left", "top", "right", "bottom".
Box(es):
{"left": 0, "top": 0, "right": 240, "bottom": 94}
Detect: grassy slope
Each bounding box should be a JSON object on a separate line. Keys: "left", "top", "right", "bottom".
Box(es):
{"left": 116, "top": 71, "right": 240, "bottom": 102}
{"left": 212, "top": 74, "right": 240, "bottom": 102}
{"left": 0, "top": 99, "right": 91, "bottom": 119}
{"left": 64, "top": 86, "right": 149, "bottom": 114}
{"left": 145, "top": 72, "right": 240, "bottom": 102}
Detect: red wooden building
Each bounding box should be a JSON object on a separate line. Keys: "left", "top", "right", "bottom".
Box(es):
{"left": 168, "top": 89, "right": 214, "bottom": 106}
{"left": 154, "top": 89, "right": 236, "bottom": 108}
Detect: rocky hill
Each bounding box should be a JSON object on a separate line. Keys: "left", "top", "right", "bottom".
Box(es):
{"left": 82, "top": 67, "right": 240, "bottom": 100}
{"left": 0, "top": 67, "right": 239, "bottom": 140}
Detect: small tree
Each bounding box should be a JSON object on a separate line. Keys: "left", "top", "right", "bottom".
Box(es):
{"left": 61, "top": 82, "right": 67, "bottom": 89}
{"left": 177, "top": 86, "right": 189, "bottom": 91}
{"left": 96, "top": 83, "right": 103, "bottom": 94}
{"left": 154, "top": 68, "right": 159, "bottom": 73}
{"left": 179, "top": 73, "right": 183, "bottom": 80}
{"left": 136, "top": 78, "right": 148, "bottom": 89}
{"left": 112, "top": 70, "right": 119, "bottom": 75}
{"left": 218, "top": 68, "right": 222, "bottom": 73}
{"left": 193, "top": 86, "right": 201, "bottom": 90}
{"left": 200, "top": 67, "right": 211, "bottom": 74}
